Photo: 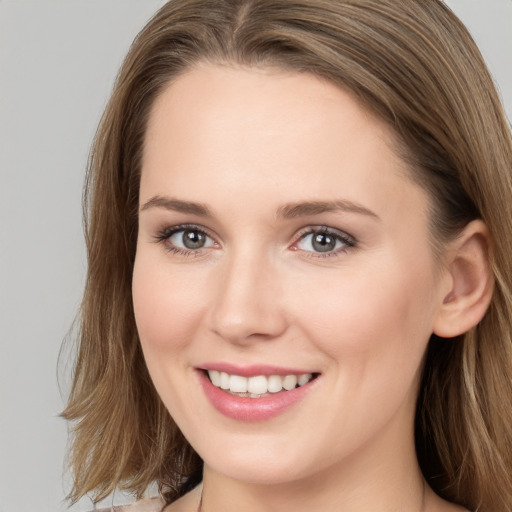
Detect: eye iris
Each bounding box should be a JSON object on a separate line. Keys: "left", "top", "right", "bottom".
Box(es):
{"left": 183, "top": 230, "right": 205, "bottom": 249}
{"left": 312, "top": 232, "right": 336, "bottom": 252}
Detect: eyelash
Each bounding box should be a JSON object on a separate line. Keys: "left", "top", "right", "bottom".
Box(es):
{"left": 293, "top": 226, "right": 357, "bottom": 258}
{"left": 153, "top": 224, "right": 215, "bottom": 257}
{"left": 153, "top": 224, "right": 357, "bottom": 258}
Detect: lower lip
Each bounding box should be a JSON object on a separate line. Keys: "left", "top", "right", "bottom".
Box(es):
{"left": 197, "top": 370, "right": 317, "bottom": 422}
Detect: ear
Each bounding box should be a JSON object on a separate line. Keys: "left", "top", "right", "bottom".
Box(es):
{"left": 433, "top": 220, "right": 494, "bottom": 338}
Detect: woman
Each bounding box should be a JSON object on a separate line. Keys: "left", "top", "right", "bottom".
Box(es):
{"left": 63, "top": 1, "right": 512, "bottom": 511}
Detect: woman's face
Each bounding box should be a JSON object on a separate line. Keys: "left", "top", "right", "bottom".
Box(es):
{"left": 133, "top": 64, "right": 448, "bottom": 484}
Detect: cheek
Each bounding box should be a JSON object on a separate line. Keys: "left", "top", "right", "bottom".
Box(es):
{"left": 289, "top": 258, "right": 437, "bottom": 439}
{"left": 291, "top": 254, "right": 437, "bottom": 364}
{"left": 132, "top": 252, "right": 205, "bottom": 356}
{"left": 132, "top": 251, "right": 210, "bottom": 422}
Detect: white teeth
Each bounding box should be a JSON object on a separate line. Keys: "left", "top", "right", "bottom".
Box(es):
{"left": 298, "top": 373, "right": 311, "bottom": 386}
{"left": 283, "top": 374, "right": 298, "bottom": 390}
{"left": 248, "top": 375, "right": 267, "bottom": 394}
{"left": 207, "top": 370, "right": 314, "bottom": 396}
{"left": 267, "top": 375, "right": 283, "bottom": 393}
{"left": 220, "top": 371, "right": 230, "bottom": 390}
{"left": 229, "top": 374, "right": 248, "bottom": 393}
{"left": 209, "top": 370, "right": 221, "bottom": 387}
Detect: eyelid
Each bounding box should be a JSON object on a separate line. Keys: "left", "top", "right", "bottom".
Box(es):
{"left": 152, "top": 223, "right": 356, "bottom": 257}
{"left": 153, "top": 223, "right": 213, "bottom": 240}
{"left": 153, "top": 223, "right": 220, "bottom": 254}
{"left": 291, "top": 225, "right": 357, "bottom": 256}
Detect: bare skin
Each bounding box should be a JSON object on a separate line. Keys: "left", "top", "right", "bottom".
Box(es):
{"left": 163, "top": 483, "right": 468, "bottom": 512}
{"left": 135, "top": 63, "right": 489, "bottom": 512}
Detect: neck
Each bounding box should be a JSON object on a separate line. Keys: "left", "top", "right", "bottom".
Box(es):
{"left": 199, "top": 428, "right": 428, "bottom": 512}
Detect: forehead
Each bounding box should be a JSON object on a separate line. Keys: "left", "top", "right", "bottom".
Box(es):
{"left": 140, "top": 63, "right": 428, "bottom": 226}
{"left": 145, "top": 63, "right": 391, "bottom": 143}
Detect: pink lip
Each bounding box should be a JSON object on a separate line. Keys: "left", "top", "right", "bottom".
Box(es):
{"left": 199, "top": 362, "right": 314, "bottom": 377}
{"left": 197, "top": 369, "right": 318, "bottom": 422}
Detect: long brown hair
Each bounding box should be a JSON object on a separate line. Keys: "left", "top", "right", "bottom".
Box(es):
{"left": 62, "top": 1, "right": 512, "bottom": 510}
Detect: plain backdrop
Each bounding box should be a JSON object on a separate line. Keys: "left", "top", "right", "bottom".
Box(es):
{"left": 0, "top": 1, "right": 510, "bottom": 511}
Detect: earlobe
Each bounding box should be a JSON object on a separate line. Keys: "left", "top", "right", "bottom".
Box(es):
{"left": 433, "top": 220, "right": 494, "bottom": 338}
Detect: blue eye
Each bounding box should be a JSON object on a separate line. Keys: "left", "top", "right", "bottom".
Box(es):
{"left": 296, "top": 228, "right": 355, "bottom": 254}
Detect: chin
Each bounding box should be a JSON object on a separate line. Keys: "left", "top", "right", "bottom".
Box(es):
{"left": 204, "top": 456, "right": 310, "bottom": 485}
{"left": 194, "top": 430, "right": 326, "bottom": 485}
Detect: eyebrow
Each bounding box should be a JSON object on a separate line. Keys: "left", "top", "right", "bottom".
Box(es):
{"left": 139, "top": 195, "right": 212, "bottom": 217}
{"left": 140, "top": 195, "right": 379, "bottom": 221}
{"left": 277, "top": 200, "right": 380, "bottom": 220}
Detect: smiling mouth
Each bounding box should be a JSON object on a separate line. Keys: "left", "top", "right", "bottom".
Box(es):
{"left": 204, "top": 370, "right": 319, "bottom": 398}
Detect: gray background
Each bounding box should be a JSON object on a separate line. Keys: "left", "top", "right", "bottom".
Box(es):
{"left": 0, "top": 1, "right": 510, "bottom": 511}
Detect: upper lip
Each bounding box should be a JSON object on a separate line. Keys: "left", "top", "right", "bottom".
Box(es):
{"left": 198, "top": 362, "right": 318, "bottom": 377}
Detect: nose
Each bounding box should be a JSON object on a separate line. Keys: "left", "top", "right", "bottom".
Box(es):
{"left": 207, "top": 250, "right": 288, "bottom": 344}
